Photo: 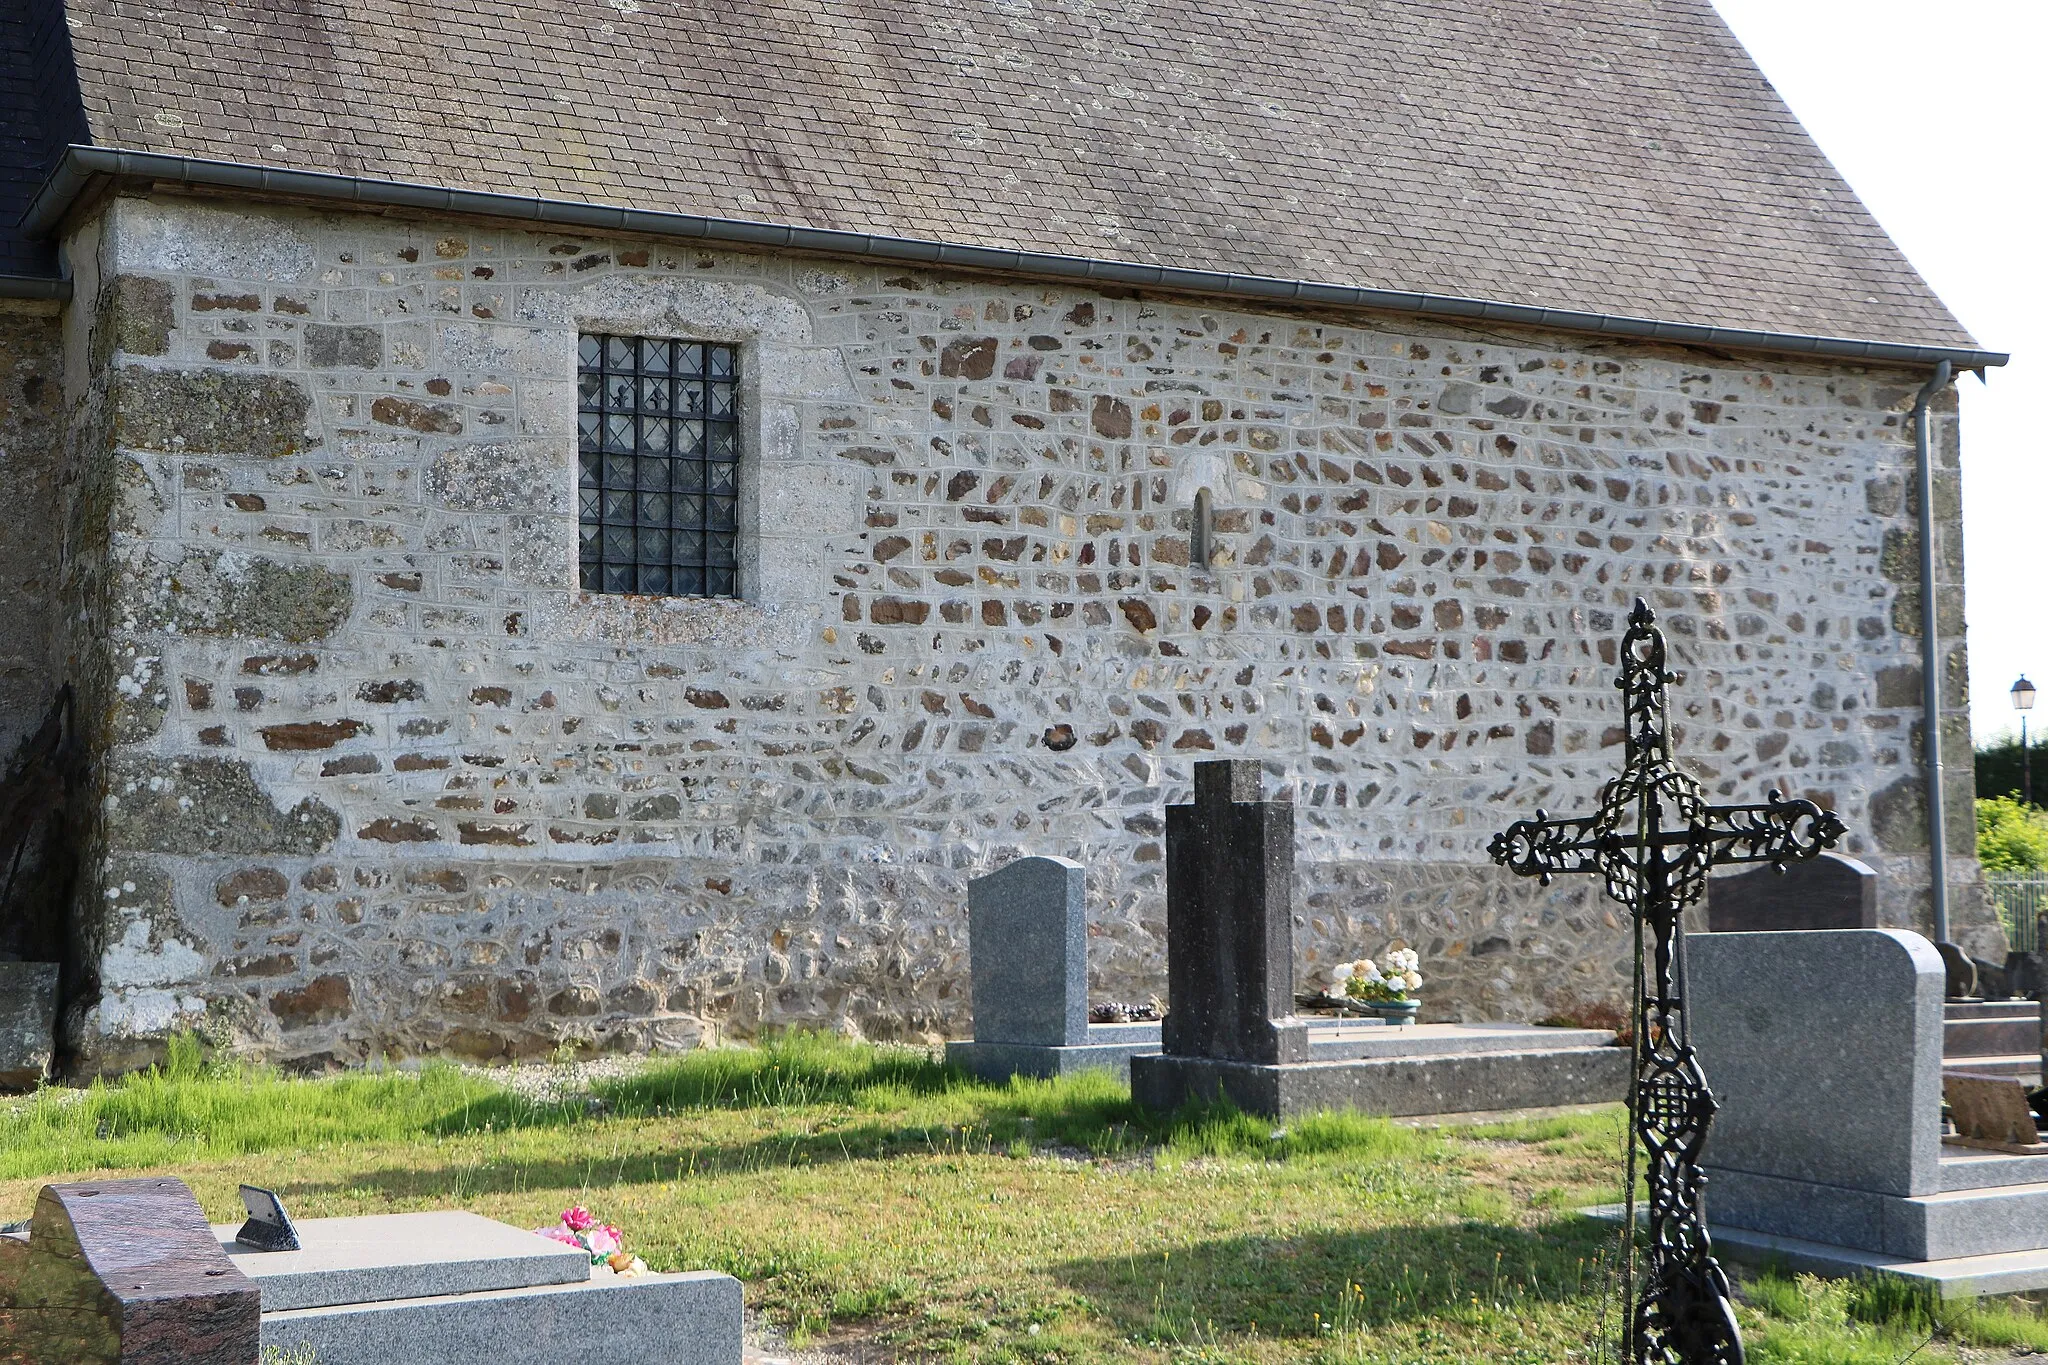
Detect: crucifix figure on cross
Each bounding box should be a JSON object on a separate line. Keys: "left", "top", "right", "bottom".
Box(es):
{"left": 1490, "top": 599, "right": 1848, "bottom": 1365}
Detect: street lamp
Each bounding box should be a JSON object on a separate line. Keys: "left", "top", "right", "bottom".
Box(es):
{"left": 2015, "top": 676, "right": 2037, "bottom": 805}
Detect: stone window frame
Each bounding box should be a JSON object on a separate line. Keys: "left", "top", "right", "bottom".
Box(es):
{"left": 529, "top": 275, "right": 855, "bottom": 637}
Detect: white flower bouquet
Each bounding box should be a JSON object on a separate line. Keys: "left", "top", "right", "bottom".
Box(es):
{"left": 1333, "top": 947, "right": 1424, "bottom": 1004}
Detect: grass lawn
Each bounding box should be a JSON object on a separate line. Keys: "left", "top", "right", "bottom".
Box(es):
{"left": 5, "top": 1033, "right": 2046, "bottom": 1363}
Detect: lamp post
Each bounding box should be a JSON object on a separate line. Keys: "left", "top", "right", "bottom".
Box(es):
{"left": 2015, "top": 676, "right": 2037, "bottom": 805}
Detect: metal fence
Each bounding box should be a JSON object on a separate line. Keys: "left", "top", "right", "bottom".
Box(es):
{"left": 1989, "top": 874, "right": 2048, "bottom": 952}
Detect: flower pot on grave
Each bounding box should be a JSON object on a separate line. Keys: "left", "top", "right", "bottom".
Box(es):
{"left": 1365, "top": 998, "right": 1420, "bottom": 1026}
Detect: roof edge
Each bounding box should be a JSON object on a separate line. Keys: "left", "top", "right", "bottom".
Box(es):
{"left": 0, "top": 272, "right": 71, "bottom": 300}
{"left": 23, "top": 145, "right": 2008, "bottom": 371}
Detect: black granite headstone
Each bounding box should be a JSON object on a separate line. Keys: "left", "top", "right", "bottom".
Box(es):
{"left": 1161, "top": 760, "right": 1308, "bottom": 1065}
{"left": 1706, "top": 851, "right": 1877, "bottom": 933}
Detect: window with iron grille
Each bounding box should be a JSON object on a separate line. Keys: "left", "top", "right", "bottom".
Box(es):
{"left": 577, "top": 335, "right": 741, "bottom": 597}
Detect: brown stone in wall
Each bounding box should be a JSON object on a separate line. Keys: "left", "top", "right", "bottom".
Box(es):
{"left": 938, "top": 337, "right": 996, "bottom": 379}
{"left": 359, "top": 817, "right": 439, "bottom": 843}
{"left": 214, "top": 867, "right": 288, "bottom": 906}
{"left": 870, "top": 597, "right": 929, "bottom": 626}
{"left": 270, "top": 975, "right": 352, "bottom": 1028}
{"left": 370, "top": 396, "right": 462, "bottom": 434}
{"left": 259, "top": 719, "right": 365, "bottom": 751}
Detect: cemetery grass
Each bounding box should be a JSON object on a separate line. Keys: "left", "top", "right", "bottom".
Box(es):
{"left": 3, "top": 1035, "right": 2042, "bottom": 1364}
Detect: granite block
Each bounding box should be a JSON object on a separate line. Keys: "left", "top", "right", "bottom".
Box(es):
{"left": 1131, "top": 1042, "right": 1630, "bottom": 1119}
{"left": 258, "top": 1269, "right": 744, "bottom": 1365}
{"left": 967, "top": 855, "right": 1086, "bottom": 1047}
{"left": 946, "top": 1030, "right": 1158, "bottom": 1083}
{"left": 1689, "top": 929, "right": 1945, "bottom": 1197}
{"left": 214, "top": 1211, "right": 589, "bottom": 1310}
{"left": 1707, "top": 1166, "right": 2048, "bottom": 1261}
{"left": 1589, "top": 1208, "right": 2048, "bottom": 1298}
{"left": 3, "top": 1177, "right": 260, "bottom": 1365}
{"left": 0, "top": 961, "right": 59, "bottom": 1090}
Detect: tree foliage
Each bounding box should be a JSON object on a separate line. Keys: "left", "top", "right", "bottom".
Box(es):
{"left": 1977, "top": 796, "right": 2048, "bottom": 873}
{"left": 1975, "top": 734, "right": 2048, "bottom": 804}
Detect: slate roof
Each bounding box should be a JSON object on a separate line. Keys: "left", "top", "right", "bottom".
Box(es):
{"left": 1, "top": 0, "right": 1976, "bottom": 350}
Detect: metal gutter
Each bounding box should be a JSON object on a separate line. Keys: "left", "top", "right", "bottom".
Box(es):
{"left": 1912, "top": 360, "right": 1955, "bottom": 945}
{"left": 0, "top": 272, "right": 71, "bottom": 301}
{"left": 21, "top": 145, "right": 2011, "bottom": 371}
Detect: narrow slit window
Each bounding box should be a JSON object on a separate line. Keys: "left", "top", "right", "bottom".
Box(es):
{"left": 577, "top": 334, "right": 740, "bottom": 598}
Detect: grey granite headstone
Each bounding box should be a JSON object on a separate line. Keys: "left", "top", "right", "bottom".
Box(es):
{"left": 966, "top": 855, "right": 1086, "bottom": 1047}
{"left": 947, "top": 855, "right": 1161, "bottom": 1081}
{"left": 1706, "top": 852, "right": 1877, "bottom": 933}
{"left": 1160, "top": 760, "right": 1307, "bottom": 1065}
{"left": 1690, "top": 929, "right": 1945, "bottom": 1200}
{"left": 0, "top": 961, "right": 59, "bottom": 1090}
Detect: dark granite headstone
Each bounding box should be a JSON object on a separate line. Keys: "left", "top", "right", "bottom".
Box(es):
{"left": 1160, "top": 760, "right": 1307, "bottom": 1065}
{"left": 0, "top": 1177, "right": 260, "bottom": 1364}
{"left": 1706, "top": 852, "right": 1877, "bottom": 933}
{"left": 1937, "top": 941, "right": 1979, "bottom": 1001}
{"left": 965, "top": 855, "right": 1086, "bottom": 1047}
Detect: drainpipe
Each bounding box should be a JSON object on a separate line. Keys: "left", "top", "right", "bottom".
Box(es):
{"left": 1913, "top": 360, "right": 1954, "bottom": 943}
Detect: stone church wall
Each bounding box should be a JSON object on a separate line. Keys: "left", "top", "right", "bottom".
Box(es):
{"left": 55, "top": 191, "right": 1991, "bottom": 1069}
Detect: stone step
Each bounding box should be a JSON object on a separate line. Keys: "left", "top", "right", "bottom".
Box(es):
{"left": 1941, "top": 1053, "right": 2041, "bottom": 1081}
{"left": 1944, "top": 1000, "right": 2041, "bottom": 1021}
{"left": 1706, "top": 1167, "right": 2048, "bottom": 1261}
{"left": 1700, "top": 1220, "right": 2048, "bottom": 1297}
{"left": 1942, "top": 1016, "right": 2041, "bottom": 1056}
{"left": 259, "top": 1270, "right": 743, "bottom": 1365}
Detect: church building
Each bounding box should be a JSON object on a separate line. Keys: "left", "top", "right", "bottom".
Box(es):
{"left": 0, "top": 0, "right": 2007, "bottom": 1070}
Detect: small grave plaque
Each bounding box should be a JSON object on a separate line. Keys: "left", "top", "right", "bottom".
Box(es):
{"left": 233, "top": 1184, "right": 301, "bottom": 1252}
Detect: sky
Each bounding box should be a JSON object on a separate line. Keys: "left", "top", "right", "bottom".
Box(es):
{"left": 1708, "top": 1, "right": 2044, "bottom": 746}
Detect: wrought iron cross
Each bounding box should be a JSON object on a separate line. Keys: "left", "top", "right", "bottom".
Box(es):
{"left": 1489, "top": 599, "right": 1846, "bottom": 1365}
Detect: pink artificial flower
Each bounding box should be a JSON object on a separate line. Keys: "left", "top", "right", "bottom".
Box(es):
{"left": 561, "top": 1205, "right": 595, "bottom": 1232}
{"left": 536, "top": 1225, "right": 582, "bottom": 1246}
{"left": 587, "top": 1225, "right": 621, "bottom": 1257}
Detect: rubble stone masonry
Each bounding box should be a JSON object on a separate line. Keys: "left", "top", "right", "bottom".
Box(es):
{"left": 47, "top": 192, "right": 1994, "bottom": 1069}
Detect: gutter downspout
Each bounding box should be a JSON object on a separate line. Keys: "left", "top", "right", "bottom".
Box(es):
{"left": 1913, "top": 360, "right": 1954, "bottom": 943}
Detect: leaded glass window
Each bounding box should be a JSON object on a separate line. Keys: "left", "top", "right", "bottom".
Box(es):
{"left": 577, "top": 335, "right": 740, "bottom": 597}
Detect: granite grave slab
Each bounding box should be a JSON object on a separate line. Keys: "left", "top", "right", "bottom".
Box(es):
{"left": 945, "top": 855, "right": 1160, "bottom": 1081}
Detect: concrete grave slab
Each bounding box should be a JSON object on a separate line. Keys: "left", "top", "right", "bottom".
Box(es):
{"left": 258, "top": 1269, "right": 744, "bottom": 1365}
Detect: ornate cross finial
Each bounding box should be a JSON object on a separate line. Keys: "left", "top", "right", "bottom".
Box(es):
{"left": 1489, "top": 599, "right": 1847, "bottom": 1365}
